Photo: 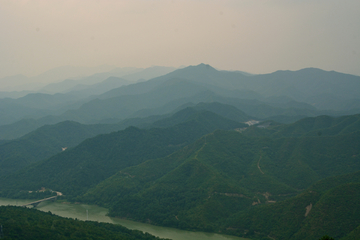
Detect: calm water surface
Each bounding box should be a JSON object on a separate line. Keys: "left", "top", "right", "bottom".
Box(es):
{"left": 0, "top": 198, "right": 248, "bottom": 240}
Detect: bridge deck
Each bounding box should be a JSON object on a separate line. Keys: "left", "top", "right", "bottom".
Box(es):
{"left": 21, "top": 196, "right": 57, "bottom": 207}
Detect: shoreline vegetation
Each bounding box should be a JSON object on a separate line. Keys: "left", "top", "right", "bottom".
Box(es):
{"left": 0, "top": 198, "right": 248, "bottom": 240}
{"left": 0, "top": 205, "right": 170, "bottom": 240}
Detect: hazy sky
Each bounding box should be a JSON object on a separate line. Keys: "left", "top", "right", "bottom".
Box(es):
{"left": 1, "top": 0, "right": 359, "bottom": 79}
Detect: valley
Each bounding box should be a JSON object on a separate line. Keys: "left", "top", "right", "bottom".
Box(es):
{"left": 2, "top": 1, "right": 359, "bottom": 239}
{"left": 1, "top": 64, "right": 360, "bottom": 240}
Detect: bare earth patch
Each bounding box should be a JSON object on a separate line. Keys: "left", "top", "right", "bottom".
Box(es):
{"left": 305, "top": 203, "right": 312, "bottom": 217}
{"left": 257, "top": 156, "right": 264, "bottom": 174}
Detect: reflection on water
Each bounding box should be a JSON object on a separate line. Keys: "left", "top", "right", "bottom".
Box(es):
{"left": 0, "top": 198, "right": 248, "bottom": 240}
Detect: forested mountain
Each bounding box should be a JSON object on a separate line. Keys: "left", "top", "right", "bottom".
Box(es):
{"left": 0, "top": 100, "right": 250, "bottom": 140}
{"left": 225, "top": 170, "right": 360, "bottom": 240}
{"left": 101, "top": 64, "right": 360, "bottom": 110}
{"left": 1, "top": 64, "right": 359, "bottom": 131}
{"left": 76, "top": 129, "right": 360, "bottom": 230}
{"left": 58, "top": 79, "right": 213, "bottom": 123}
{"left": 54, "top": 79, "right": 345, "bottom": 125}
{"left": 243, "top": 114, "right": 360, "bottom": 138}
{"left": 0, "top": 110, "right": 245, "bottom": 198}
{"left": 0, "top": 102, "right": 250, "bottom": 177}
{"left": 0, "top": 118, "right": 67, "bottom": 140}
{"left": 77, "top": 113, "right": 359, "bottom": 239}
{"left": 0, "top": 121, "right": 124, "bottom": 176}
{"left": 2, "top": 112, "right": 358, "bottom": 238}
{"left": 1, "top": 64, "right": 360, "bottom": 240}
{"left": 148, "top": 104, "right": 250, "bottom": 129}
{"left": 0, "top": 66, "right": 176, "bottom": 126}
{"left": 0, "top": 100, "right": 50, "bottom": 126}
{"left": 51, "top": 64, "right": 360, "bottom": 124}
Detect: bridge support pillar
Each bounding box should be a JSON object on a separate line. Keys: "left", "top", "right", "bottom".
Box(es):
{"left": 31, "top": 202, "right": 40, "bottom": 208}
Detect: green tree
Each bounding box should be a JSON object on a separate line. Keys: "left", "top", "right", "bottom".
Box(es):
{"left": 319, "top": 235, "right": 335, "bottom": 240}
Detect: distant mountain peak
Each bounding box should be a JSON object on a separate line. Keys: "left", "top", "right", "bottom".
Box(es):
{"left": 184, "top": 63, "right": 217, "bottom": 71}
{"left": 197, "top": 63, "right": 211, "bottom": 67}
{"left": 197, "top": 63, "right": 216, "bottom": 69}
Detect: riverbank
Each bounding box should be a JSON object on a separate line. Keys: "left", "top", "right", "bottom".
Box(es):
{"left": 0, "top": 198, "right": 248, "bottom": 240}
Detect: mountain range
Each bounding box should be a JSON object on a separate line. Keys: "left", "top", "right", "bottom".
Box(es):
{"left": 1, "top": 64, "right": 359, "bottom": 138}
{"left": 1, "top": 110, "right": 360, "bottom": 239}
{"left": 1, "top": 64, "right": 360, "bottom": 240}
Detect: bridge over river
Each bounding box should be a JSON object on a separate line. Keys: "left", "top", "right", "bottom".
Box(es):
{"left": 21, "top": 196, "right": 58, "bottom": 207}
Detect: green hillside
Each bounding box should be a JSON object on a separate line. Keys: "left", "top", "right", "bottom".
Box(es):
{"left": 0, "top": 121, "right": 123, "bottom": 176}
{"left": 149, "top": 106, "right": 248, "bottom": 129}
{"left": 225, "top": 171, "right": 360, "bottom": 240}
{"left": 292, "top": 183, "right": 360, "bottom": 240}
{"left": 2, "top": 112, "right": 360, "bottom": 239}
{"left": 60, "top": 79, "right": 212, "bottom": 123}
{"left": 0, "top": 118, "right": 49, "bottom": 140}
{"left": 78, "top": 129, "right": 360, "bottom": 236}
{"left": 0, "top": 206, "right": 167, "bottom": 240}
{"left": 243, "top": 114, "right": 360, "bottom": 138}
{"left": 0, "top": 102, "right": 250, "bottom": 177}
{"left": 0, "top": 111, "right": 244, "bottom": 198}
{"left": 1, "top": 64, "right": 360, "bottom": 240}
{"left": 179, "top": 102, "right": 251, "bottom": 123}
{"left": 0, "top": 101, "right": 250, "bottom": 139}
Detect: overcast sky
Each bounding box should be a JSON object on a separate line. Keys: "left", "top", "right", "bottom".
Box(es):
{"left": 1, "top": 0, "right": 359, "bottom": 79}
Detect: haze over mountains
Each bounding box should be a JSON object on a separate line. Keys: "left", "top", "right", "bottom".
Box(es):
{"left": 0, "top": 65, "right": 116, "bottom": 92}
{"left": 0, "top": 65, "right": 176, "bottom": 98}
{"left": 1, "top": 64, "right": 360, "bottom": 240}
{"left": 1, "top": 64, "right": 359, "bottom": 139}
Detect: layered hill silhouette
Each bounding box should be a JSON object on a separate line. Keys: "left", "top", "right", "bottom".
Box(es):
{"left": 0, "top": 108, "right": 245, "bottom": 198}
{"left": 0, "top": 102, "right": 250, "bottom": 177}
{"left": 1, "top": 64, "right": 359, "bottom": 131}
{"left": 0, "top": 121, "right": 125, "bottom": 176}
{"left": 2, "top": 113, "right": 358, "bottom": 238}
{"left": 0, "top": 66, "right": 176, "bottom": 126}
{"left": 55, "top": 64, "right": 360, "bottom": 124}
{"left": 0, "top": 100, "right": 251, "bottom": 140}
{"left": 1, "top": 64, "right": 360, "bottom": 240}
{"left": 99, "top": 64, "right": 360, "bottom": 110}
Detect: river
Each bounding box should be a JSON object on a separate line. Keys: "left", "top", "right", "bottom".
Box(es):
{"left": 0, "top": 198, "right": 248, "bottom": 240}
